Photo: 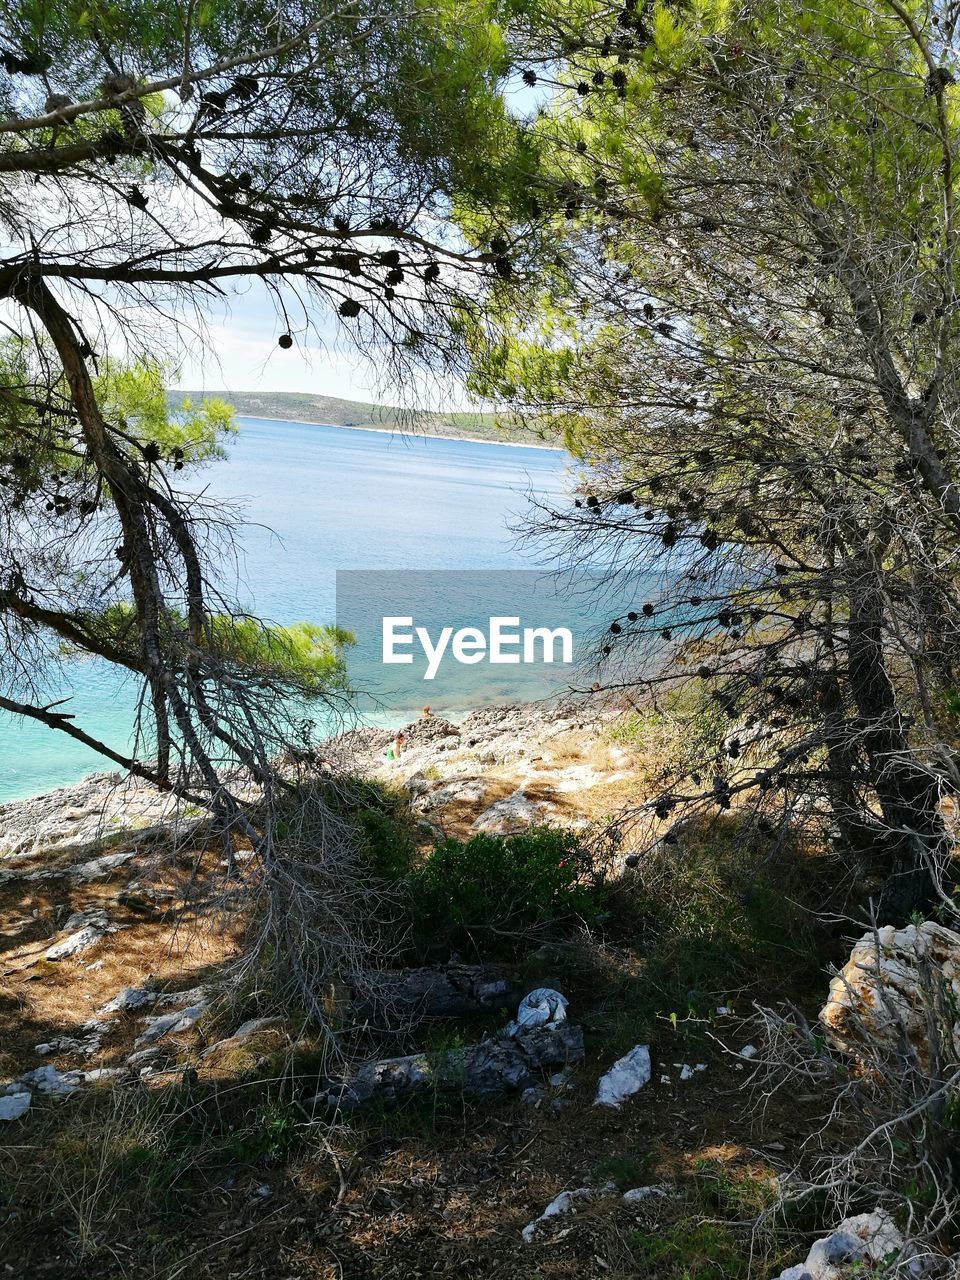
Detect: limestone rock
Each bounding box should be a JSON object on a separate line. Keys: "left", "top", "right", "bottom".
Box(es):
{"left": 472, "top": 788, "right": 552, "bottom": 834}
{"left": 821, "top": 922, "right": 960, "bottom": 1068}
{"left": 35, "top": 1019, "right": 108, "bottom": 1057}
{"left": 413, "top": 778, "right": 487, "bottom": 813}
{"left": 0, "top": 773, "right": 189, "bottom": 859}
{"left": 773, "top": 1209, "right": 927, "bottom": 1280}
{"left": 622, "top": 1184, "right": 671, "bottom": 1205}
{"left": 16, "top": 1064, "right": 82, "bottom": 1094}
{"left": 135, "top": 1000, "right": 208, "bottom": 1047}
{"left": 98, "top": 985, "right": 157, "bottom": 1015}
{"left": 522, "top": 1182, "right": 616, "bottom": 1243}
{"left": 201, "top": 1016, "right": 281, "bottom": 1058}
{"left": 44, "top": 907, "right": 116, "bottom": 960}
{"left": 0, "top": 1093, "right": 31, "bottom": 1121}
{"left": 71, "top": 850, "right": 135, "bottom": 881}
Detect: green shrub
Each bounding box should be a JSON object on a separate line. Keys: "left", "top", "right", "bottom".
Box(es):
{"left": 355, "top": 791, "right": 417, "bottom": 880}
{"left": 404, "top": 826, "right": 608, "bottom": 961}
{"left": 630, "top": 1219, "right": 749, "bottom": 1279}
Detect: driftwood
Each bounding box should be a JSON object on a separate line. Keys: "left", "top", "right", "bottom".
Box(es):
{"left": 354, "top": 964, "right": 518, "bottom": 1024}
{"left": 316, "top": 1023, "right": 584, "bottom": 1110}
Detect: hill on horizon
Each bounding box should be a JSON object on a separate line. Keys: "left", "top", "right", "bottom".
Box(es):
{"left": 170, "top": 389, "right": 554, "bottom": 447}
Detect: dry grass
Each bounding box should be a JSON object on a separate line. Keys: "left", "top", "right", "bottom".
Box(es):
{"left": 0, "top": 716, "right": 850, "bottom": 1278}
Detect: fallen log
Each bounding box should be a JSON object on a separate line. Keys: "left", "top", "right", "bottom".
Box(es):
{"left": 354, "top": 964, "right": 518, "bottom": 1024}
{"left": 314, "top": 1022, "right": 584, "bottom": 1110}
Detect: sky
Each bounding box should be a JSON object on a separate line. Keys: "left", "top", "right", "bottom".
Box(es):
{"left": 173, "top": 287, "right": 394, "bottom": 401}
{"left": 171, "top": 76, "right": 548, "bottom": 406}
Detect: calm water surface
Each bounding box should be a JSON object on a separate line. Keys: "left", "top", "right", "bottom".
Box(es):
{"left": 0, "top": 418, "right": 574, "bottom": 801}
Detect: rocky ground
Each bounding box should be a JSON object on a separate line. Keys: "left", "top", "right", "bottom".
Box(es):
{"left": 0, "top": 704, "right": 945, "bottom": 1278}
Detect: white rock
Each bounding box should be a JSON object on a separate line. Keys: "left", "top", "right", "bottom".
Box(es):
{"left": 522, "top": 1182, "right": 615, "bottom": 1243}
{"left": 771, "top": 1209, "right": 922, "bottom": 1280}
{"left": 739, "top": 1044, "right": 758, "bottom": 1059}
{"left": 594, "top": 1045, "right": 651, "bottom": 1108}
{"left": 200, "top": 1016, "right": 281, "bottom": 1057}
{"left": 153, "top": 985, "right": 208, "bottom": 1008}
{"left": 402, "top": 771, "right": 433, "bottom": 798}
{"left": 80, "top": 1068, "right": 123, "bottom": 1084}
{"left": 0, "top": 773, "right": 189, "bottom": 859}
{"left": 33, "top": 1022, "right": 105, "bottom": 1057}
{"left": 0, "top": 1093, "right": 31, "bottom": 1120}
{"left": 821, "top": 922, "right": 960, "bottom": 1069}
{"left": 678, "top": 1063, "right": 707, "bottom": 1081}
{"left": 44, "top": 907, "right": 114, "bottom": 960}
{"left": 622, "top": 1184, "right": 671, "bottom": 1205}
{"left": 413, "top": 779, "right": 487, "bottom": 812}
{"left": 17, "top": 1064, "right": 80, "bottom": 1094}
{"left": 125, "top": 1047, "right": 162, "bottom": 1067}
{"left": 472, "top": 789, "right": 552, "bottom": 834}
{"left": 71, "top": 850, "right": 135, "bottom": 881}
{"left": 135, "top": 1001, "right": 207, "bottom": 1046}
{"left": 98, "top": 985, "right": 156, "bottom": 1015}
{"left": 550, "top": 764, "right": 606, "bottom": 793}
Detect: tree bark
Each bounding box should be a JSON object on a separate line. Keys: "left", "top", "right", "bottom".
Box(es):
{"left": 315, "top": 1023, "right": 584, "bottom": 1110}
{"left": 846, "top": 556, "right": 949, "bottom": 921}
{"left": 353, "top": 965, "right": 518, "bottom": 1025}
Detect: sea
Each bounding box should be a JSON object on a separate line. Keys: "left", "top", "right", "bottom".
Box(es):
{"left": 0, "top": 416, "right": 640, "bottom": 802}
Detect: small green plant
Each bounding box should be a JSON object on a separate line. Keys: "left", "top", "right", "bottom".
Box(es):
{"left": 226, "top": 1098, "right": 302, "bottom": 1164}
{"left": 630, "top": 1218, "right": 750, "bottom": 1278}
{"left": 691, "top": 1158, "right": 776, "bottom": 1216}
{"left": 593, "top": 1146, "right": 657, "bottom": 1190}
{"left": 355, "top": 791, "right": 417, "bottom": 880}
{"left": 404, "top": 826, "right": 609, "bottom": 961}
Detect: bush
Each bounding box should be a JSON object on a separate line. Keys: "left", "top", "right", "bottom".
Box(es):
{"left": 404, "top": 826, "right": 608, "bottom": 961}
{"left": 629, "top": 1219, "right": 750, "bottom": 1279}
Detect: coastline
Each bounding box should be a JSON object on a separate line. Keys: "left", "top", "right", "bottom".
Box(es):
{"left": 233, "top": 412, "right": 566, "bottom": 453}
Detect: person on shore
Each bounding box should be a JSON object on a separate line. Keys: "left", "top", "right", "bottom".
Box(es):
{"left": 422, "top": 705, "right": 432, "bottom": 718}
{"left": 385, "top": 731, "right": 405, "bottom": 761}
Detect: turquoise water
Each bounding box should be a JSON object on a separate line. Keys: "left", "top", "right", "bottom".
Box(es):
{"left": 0, "top": 418, "right": 576, "bottom": 801}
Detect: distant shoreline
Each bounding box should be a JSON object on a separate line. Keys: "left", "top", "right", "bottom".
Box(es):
{"left": 234, "top": 412, "right": 566, "bottom": 453}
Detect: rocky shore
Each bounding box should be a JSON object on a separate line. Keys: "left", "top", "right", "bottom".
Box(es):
{"left": 0, "top": 700, "right": 633, "bottom": 862}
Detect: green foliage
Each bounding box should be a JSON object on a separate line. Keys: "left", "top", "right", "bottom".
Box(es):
{"left": 606, "top": 683, "right": 727, "bottom": 775}
{"left": 590, "top": 818, "right": 824, "bottom": 1054}
{"left": 76, "top": 602, "right": 352, "bottom": 696}
{"left": 404, "top": 825, "right": 609, "bottom": 961}
{"left": 691, "top": 1158, "right": 777, "bottom": 1217}
{"left": 95, "top": 361, "right": 234, "bottom": 464}
{"left": 629, "top": 1218, "right": 750, "bottom": 1279}
{"left": 225, "top": 1098, "right": 301, "bottom": 1164}
{"left": 0, "top": 343, "right": 232, "bottom": 527}
{"left": 205, "top": 616, "right": 352, "bottom": 695}
{"left": 351, "top": 780, "right": 418, "bottom": 881}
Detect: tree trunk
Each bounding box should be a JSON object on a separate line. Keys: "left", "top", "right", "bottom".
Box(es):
{"left": 354, "top": 964, "right": 517, "bottom": 1026}
{"left": 315, "top": 1023, "right": 584, "bottom": 1110}
{"left": 846, "top": 557, "right": 948, "bottom": 921}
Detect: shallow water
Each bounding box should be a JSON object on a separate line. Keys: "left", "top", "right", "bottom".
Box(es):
{"left": 0, "top": 418, "right": 578, "bottom": 801}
